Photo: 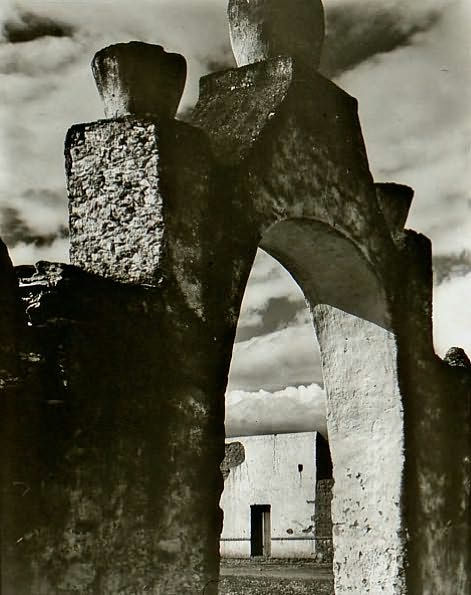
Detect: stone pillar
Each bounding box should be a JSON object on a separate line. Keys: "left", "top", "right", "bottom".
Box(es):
{"left": 313, "top": 306, "right": 406, "bottom": 594}
{"left": 394, "top": 232, "right": 471, "bottom": 595}
{"left": 62, "top": 42, "right": 241, "bottom": 594}
{"left": 314, "top": 434, "right": 333, "bottom": 564}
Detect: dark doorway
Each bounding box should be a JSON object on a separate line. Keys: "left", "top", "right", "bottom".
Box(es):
{"left": 315, "top": 433, "right": 333, "bottom": 480}
{"left": 250, "top": 504, "right": 271, "bottom": 557}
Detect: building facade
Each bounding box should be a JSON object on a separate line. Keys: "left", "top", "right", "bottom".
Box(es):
{"left": 220, "top": 432, "right": 332, "bottom": 559}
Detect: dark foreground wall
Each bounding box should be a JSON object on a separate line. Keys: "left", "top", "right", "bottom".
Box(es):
{"left": 1, "top": 259, "right": 227, "bottom": 594}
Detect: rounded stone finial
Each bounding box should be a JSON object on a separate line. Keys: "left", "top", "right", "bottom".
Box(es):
{"left": 228, "top": 0, "right": 325, "bottom": 68}
{"left": 92, "top": 42, "right": 187, "bottom": 119}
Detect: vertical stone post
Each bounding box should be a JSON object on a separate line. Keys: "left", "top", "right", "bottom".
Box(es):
{"left": 313, "top": 306, "right": 406, "bottom": 594}
{"left": 62, "top": 42, "right": 234, "bottom": 594}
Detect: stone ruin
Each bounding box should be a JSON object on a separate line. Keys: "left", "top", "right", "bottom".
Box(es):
{"left": 1, "top": 0, "right": 470, "bottom": 593}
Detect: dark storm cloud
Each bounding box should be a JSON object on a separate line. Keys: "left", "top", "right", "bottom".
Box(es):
{"left": 0, "top": 205, "right": 68, "bottom": 248}
{"left": 433, "top": 251, "right": 471, "bottom": 285}
{"left": 235, "top": 297, "right": 304, "bottom": 342}
{"left": 2, "top": 11, "right": 75, "bottom": 44}
{"left": 321, "top": 5, "right": 442, "bottom": 77}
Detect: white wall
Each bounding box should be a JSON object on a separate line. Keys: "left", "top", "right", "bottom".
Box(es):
{"left": 220, "top": 432, "right": 318, "bottom": 558}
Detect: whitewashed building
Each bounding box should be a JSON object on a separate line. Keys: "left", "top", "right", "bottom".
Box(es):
{"left": 220, "top": 432, "right": 333, "bottom": 559}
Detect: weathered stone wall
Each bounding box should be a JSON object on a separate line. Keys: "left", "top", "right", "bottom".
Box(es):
{"left": 1, "top": 260, "right": 226, "bottom": 594}
{"left": 393, "top": 232, "right": 471, "bottom": 595}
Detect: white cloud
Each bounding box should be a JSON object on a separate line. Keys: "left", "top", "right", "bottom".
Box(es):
{"left": 9, "top": 236, "right": 69, "bottom": 264}
{"left": 433, "top": 272, "right": 471, "bottom": 357}
{"left": 228, "top": 322, "right": 322, "bottom": 392}
{"left": 225, "top": 383, "right": 327, "bottom": 437}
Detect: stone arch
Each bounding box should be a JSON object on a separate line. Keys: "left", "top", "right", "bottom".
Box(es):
{"left": 260, "top": 218, "right": 390, "bottom": 328}
{"left": 59, "top": 31, "right": 471, "bottom": 593}
{"left": 258, "top": 217, "right": 405, "bottom": 593}
{"left": 2, "top": 1, "right": 465, "bottom": 593}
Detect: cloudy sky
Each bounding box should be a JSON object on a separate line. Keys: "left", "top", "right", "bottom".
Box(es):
{"left": 0, "top": 0, "right": 470, "bottom": 437}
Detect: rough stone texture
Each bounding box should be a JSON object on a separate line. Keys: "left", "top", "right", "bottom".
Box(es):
{"left": 67, "top": 117, "right": 220, "bottom": 299}
{"left": 92, "top": 42, "right": 186, "bottom": 119}
{"left": 228, "top": 0, "right": 325, "bottom": 69}
{"left": 221, "top": 441, "right": 246, "bottom": 480}
{"left": 444, "top": 346, "right": 471, "bottom": 368}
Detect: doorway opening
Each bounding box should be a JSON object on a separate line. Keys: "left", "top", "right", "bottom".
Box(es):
{"left": 220, "top": 249, "right": 328, "bottom": 563}
{"left": 250, "top": 504, "right": 271, "bottom": 557}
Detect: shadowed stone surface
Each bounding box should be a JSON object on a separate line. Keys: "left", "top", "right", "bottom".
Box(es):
{"left": 2, "top": 261, "right": 227, "bottom": 594}
{"left": 314, "top": 480, "right": 334, "bottom": 564}
{"left": 376, "top": 182, "right": 414, "bottom": 235}
{"left": 92, "top": 42, "right": 186, "bottom": 119}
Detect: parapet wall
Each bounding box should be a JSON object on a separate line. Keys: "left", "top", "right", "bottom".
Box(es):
{"left": 1, "top": 259, "right": 225, "bottom": 594}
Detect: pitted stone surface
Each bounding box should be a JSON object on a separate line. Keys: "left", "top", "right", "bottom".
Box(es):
{"left": 228, "top": 0, "right": 325, "bottom": 68}
{"left": 313, "top": 305, "right": 406, "bottom": 595}
{"left": 444, "top": 346, "right": 471, "bottom": 368}
{"left": 67, "top": 118, "right": 164, "bottom": 285}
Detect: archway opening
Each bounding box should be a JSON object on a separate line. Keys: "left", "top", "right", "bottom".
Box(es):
{"left": 220, "top": 246, "right": 334, "bottom": 575}
{"left": 255, "top": 218, "right": 404, "bottom": 593}
{"left": 219, "top": 217, "right": 406, "bottom": 593}
{"left": 226, "top": 247, "right": 327, "bottom": 439}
